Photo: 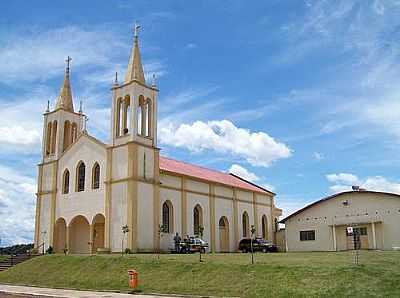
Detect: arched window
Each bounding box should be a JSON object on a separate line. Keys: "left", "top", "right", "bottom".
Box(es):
{"left": 122, "top": 96, "right": 131, "bottom": 135}
{"left": 262, "top": 215, "right": 268, "bottom": 239}
{"left": 51, "top": 120, "right": 57, "bottom": 154}
{"left": 76, "top": 161, "right": 85, "bottom": 192}
{"left": 146, "top": 98, "right": 152, "bottom": 137}
{"left": 242, "top": 211, "right": 249, "bottom": 238}
{"left": 62, "top": 169, "right": 70, "bottom": 194}
{"left": 63, "top": 120, "right": 71, "bottom": 151}
{"left": 138, "top": 95, "right": 145, "bottom": 136}
{"left": 193, "top": 204, "right": 203, "bottom": 236}
{"left": 92, "top": 163, "right": 100, "bottom": 189}
{"left": 46, "top": 122, "right": 52, "bottom": 155}
{"left": 162, "top": 200, "right": 173, "bottom": 233}
{"left": 71, "top": 122, "right": 78, "bottom": 143}
{"left": 116, "top": 98, "right": 122, "bottom": 137}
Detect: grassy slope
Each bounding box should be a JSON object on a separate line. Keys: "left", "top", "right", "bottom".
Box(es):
{"left": 0, "top": 256, "right": 6, "bottom": 262}
{"left": 0, "top": 252, "right": 400, "bottom": 297}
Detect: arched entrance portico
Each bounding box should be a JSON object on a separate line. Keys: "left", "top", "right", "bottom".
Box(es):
{"left": 54, "top": 218, "right": 67, "bottom": 253}
{"left": 68, "top": 215, "right": 90, "bottom": 254}
{"left": 92, "top": 214, "right": 105, "bottom": 253}
{"left": 219, "top": 216, "right": 230, "bottom": 252}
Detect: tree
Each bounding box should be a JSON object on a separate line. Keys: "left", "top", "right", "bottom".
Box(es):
{"left": 250, "top": 225, "right": 256, "bottom": 264}
{"left": 121, "top": 225, "right": 130, "bottom": 256}
{"left": 198, "top": 226, "right": 204, "bottom": 262}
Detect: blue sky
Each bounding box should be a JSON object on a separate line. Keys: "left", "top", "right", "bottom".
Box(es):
{"left": 2, "top": 0, "right": 400, "bottom": 246}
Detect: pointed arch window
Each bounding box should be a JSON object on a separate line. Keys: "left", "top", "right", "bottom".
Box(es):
{"left": 63, "top": 120, "right": 71, "bottom": 151}
{"left": 122, "top": 96, "right": 131, "bottom": 135}
{"left": 146, "top": 98, "right": 152, "bottom": 137}
{"left": 76, "top": 161, "right": 85, "bottom": 192}
{"left": 62, "top": 169, "right": 70, "bottom": 194}
{"left": 242, "top": 211, "right": 249, "bottom": 238}
{"left": 92, "top": 163, "right": 100, "bottom": 189}
{"left": 51, "top": 120, "right": 57, "bottom": 154}
{"left": 162, "top": 200, "right": 173, "bottom": 233}
{"left": 193, "top": 204, "right": 203, "bottom": 236}
{"left": 46, "top": 122, "right": 52, "bottom": 155}
{"left": 71, "top": 122, "right": 78, "bottom": 143}
{"left": 262, "top": 215, "right": 268, "bottom": 239}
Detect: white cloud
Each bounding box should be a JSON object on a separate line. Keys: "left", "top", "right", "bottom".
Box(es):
{"left": 326, "top": 173, "right": 360, "bottom": 185}
{"left": 229, "top": 164, "right": 259, "bottom": 182}
{"left": 326, "top": 172, "right": 400, "bottom": 194}
{"left": 0, "top": 165, "right": 36, "bottom": 246}
{"left": 0, "top": 26, "right": 128, "bottom": 84}
{"left": 159, "top": 120, "right": 291, "bottom": 167}
{"left": 0, "top": 126, "right": 41, "bottom": 146}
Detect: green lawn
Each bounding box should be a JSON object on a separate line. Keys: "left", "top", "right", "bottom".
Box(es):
{"left": 0, "top": 251, "right": 399, "bottom": 297}
{"left": 0, "top": 256, "right": 7, "bottom": 262}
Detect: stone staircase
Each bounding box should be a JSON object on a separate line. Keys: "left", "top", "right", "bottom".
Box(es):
{"left": 0, "top": 254, "right": 41, "bottom": 272}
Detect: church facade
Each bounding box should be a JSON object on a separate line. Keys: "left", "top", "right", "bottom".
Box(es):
{"left": 34, "top": 28, "right": 282, "bottom": 254}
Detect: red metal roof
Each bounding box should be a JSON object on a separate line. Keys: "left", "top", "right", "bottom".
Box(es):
{"left": 159, "top": 156, "right": 273, "bottom": 194}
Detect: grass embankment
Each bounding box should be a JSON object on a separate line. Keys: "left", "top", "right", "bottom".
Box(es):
{"left": 0, "top": 252, "right": 400, "bottom": 297}
{"left": 0, "top": 256, "right": 7, "bottom": 262}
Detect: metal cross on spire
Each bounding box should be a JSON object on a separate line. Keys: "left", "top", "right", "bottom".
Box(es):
{"left": 134, "top": 22, "right": 141, "bottom": 39}
{"left": 65, "top": 56, "right": 72, "bottom": 73}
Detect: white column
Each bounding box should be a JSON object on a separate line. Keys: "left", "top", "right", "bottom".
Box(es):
{"left": 332, "top": 225, "right": 337, "bottom": 251}
{"left": 371, "top": 222, "right": 377, "bottom": 250}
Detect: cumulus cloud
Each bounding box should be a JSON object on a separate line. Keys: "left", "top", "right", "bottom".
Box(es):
{"left": 229, "top": 164, "right": 260, "bottom": 182}
{"left": 326, "top": 173, "right": 360, "bottom": 185}
{"left": 159, "top": 120, "right": 291, "bottom": 167}
{"left": 313, "top": 152, "right": 324, "bottom": 161}
{"left": 326, "top": 172, "right": 400, "bottom": 194}
{"left": 0, "top": 165, "right": 36, "bottom": 246}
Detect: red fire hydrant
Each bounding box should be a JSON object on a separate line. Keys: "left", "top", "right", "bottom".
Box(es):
{"left": 128, "top": 270, "right": 138, "bottom": 289}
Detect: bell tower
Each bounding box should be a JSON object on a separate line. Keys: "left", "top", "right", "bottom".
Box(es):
{"left": 42, "top": 56, "right": 85, "bottom": 161}
{"left": 107, "top": 24, "right": 161, "bottom": 253}
{"left": 110, "top": 23, "right": 158, "bottom": 148}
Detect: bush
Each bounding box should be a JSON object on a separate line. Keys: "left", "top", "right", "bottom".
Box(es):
{"left": 124, "top": 248, "right": 132, "bottom": 254}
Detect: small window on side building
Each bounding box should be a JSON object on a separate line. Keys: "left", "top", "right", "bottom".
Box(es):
{"left": 300, "top": 230, "right": 315, "bottom": 241}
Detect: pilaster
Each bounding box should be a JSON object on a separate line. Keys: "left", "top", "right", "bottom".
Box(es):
{"left": 233, "top": 188, "right": 239, "bottom": 251}
{"left": 181, "top": 177, "right": 187, "bottom": 236}
{"left": 209, "top": 184, "right": 216, "bottom": 253}
{"left": 104, "top": 147, "right": 112, "bottom": 249}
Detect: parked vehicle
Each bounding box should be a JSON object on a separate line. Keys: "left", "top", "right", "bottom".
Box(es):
{"left": 174, "top": 236, "right": 209, "bottom": 253}
{"left": 238, "top": 238, "right": 278, "bottom": 253}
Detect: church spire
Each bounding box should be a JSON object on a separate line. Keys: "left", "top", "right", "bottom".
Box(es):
{"left": 125, "top": 23, "right": 145, "bottom": 84}
{"left": 55, "top": 56, "right": 74, "bottom": 112}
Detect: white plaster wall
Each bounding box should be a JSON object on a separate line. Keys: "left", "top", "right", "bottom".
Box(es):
{"left": 160, "top": 174, "right": 181, "bottom": 189}
{"left": 39, "top": 195, "right": 51, "bottom": 250}
{"left": 215, "top": 186, "right": 233, "bottom": 198}
{"left": 56, "top": 136, "right": 106, "bottom": 226}
{"left": 159, "top": 188, "right": 182, "bottom": 250}
{"left": 137, "top": 182, "right": 154, "bottom": 250}
{"left": 186, "top": 179, "right": 209, "bottom": 194}
{"left": 137, "top": 146, "right": 154, "bottom": 180}
{"left": 41, "top": 163, "right": 54, "bottom": 192}
{"left": 285, "top": 192, "right": 400, "bottom": 251}
{"left": 215, "top": 197, "right": 235, "bottom": 252}
{"left": 238, "top": 201, "right": 255, "bottom": 238}
{"left": 110, "top": 183, "right": 127, "bottom": 252}
{"left": 186, "top": 193, "right": 210, "bottom": 244}
{"left": 257, "top": 205, "right": 273, "bottom": 240}
{"left": 112, "top": 146, "right": 128, "bottom": 180}
{"left": 237, "top": 190, "right": 253, "bottom": 202}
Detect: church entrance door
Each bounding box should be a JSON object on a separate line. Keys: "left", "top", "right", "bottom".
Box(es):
{"left": 69, "top": 215, "right": 90, "bottom": 254}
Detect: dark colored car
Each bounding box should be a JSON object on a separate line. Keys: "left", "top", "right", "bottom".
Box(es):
{"left": 238, "top": 238, "right": 278, "bottom": 253}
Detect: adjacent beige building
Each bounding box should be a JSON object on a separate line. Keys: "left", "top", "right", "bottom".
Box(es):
{"left": 34, "top": 27, "right": 282, "bottom": 254}
{"left": 281, "top": 190, "right": 400, "bottom": 251}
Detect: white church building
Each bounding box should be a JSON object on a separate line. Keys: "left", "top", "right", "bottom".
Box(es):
{"left": 34, "top": 27, "right": 282, "bottom": 254}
